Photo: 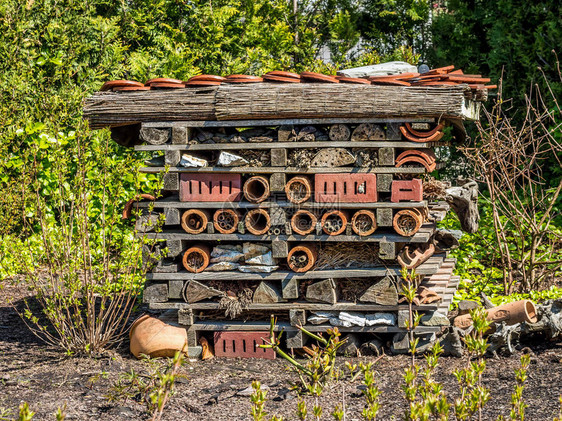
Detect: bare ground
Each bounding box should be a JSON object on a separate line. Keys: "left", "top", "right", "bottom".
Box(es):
{"left": 1, "top": 283, "right": 562, "bottom": 421}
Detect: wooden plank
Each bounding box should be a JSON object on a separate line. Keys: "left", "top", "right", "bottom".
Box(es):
{"left": 134, "top": 197, "right": 428, "bottom": 209}
{"left": 146, "top": 256, "right": 444, "bottom": 281}
{"left": 157, "top": 320, "right": 440, "bottom": 334}
{"left": 134, "top": 140, "right": 446, "bottom": 151}
{"left": 141, "top": 223, "right": 435, "bottom": 243}
{"left": 140, "top": 166, "right": 425, "bottom": 174}
{"left": 142, "top": 117, "right": 435, "bottom": 129}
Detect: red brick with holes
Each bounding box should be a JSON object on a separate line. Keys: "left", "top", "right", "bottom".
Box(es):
{"left": 179, "top": 174, "right": 242, "bottom": 202}
{"left": 314, "top": 173, "right": 377, "bottom": 203}
{"left": 213, "top": 331, "right": 276, "bottom": 359}
{"left": 391, "top": 178, "right": 423, "bottom": 202}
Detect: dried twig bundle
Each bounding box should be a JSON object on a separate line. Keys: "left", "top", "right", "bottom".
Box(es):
{"left": 315, "top": 243, "right": 381, "bottom": 270}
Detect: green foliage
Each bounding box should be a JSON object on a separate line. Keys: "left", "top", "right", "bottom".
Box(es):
{"left": 250, "top": 381, "right": 268, "bottom": 421}
{"left": 107, "top": 349, "right": 186, "bottom": 420}
{"left": 430, "top": 0, "right": 562, "bottom": 107}
{"left": 16, "top": 403, "right": 34, "bottom": 421}
{"left": 359, "top": 362, "right": 381, "bottom": 420}
{"left": 261, "top": 316, "right": 346, "bottom": 396}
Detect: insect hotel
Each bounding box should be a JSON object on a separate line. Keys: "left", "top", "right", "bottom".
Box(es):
{"left": 84, "top": 67, "right": 489, "bottom": 358}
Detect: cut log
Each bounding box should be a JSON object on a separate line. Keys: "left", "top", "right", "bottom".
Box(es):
{"left": 306, "top": 278, "right": 337, "bottom": 304}
{"left": 445, "top": 180, "right": 479, "bottom": 233}
{"left": 182, "top": 280, "right": 222, "bottom": 303}
{"left": 310, "top": 148, "right": 356, "bottom": 167}
{"left": 329, "top": 124, "right": 351, "bottom": 141}
{"left": 277, "top": 125, "right": 296, "bottom": 142}
{"left": 351, "top": 123, "right": 385, "bottom": 141}
{"left": 358, "top": 275, "right": 398, "bottom": 305}
{"left": 253, "top": 281, "right": 284, "bottom": 303}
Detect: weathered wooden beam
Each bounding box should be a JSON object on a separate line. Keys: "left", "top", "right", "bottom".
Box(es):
{"left": 306, "top": 278, "right": 337, "bottom": 304}
{"left": 359, "top": 275, "right": 398, "bottom": 305}
{"left": 143, "top": 283, "right": 168, "bottom": 303}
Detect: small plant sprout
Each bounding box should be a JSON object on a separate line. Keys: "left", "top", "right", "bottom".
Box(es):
{"left": 497, "top": 353, "right": 531, "bottom": 421}
{"left": 16, "top": 403, "right": 34, "bottom": 421}
{"left": 453, "top": 306, "right": 491, "bottom": 420}
{"left": 297, "top": 399, "right": 308, "bottom": 420}
{"left": 332, "top": 403, "right": 345, "bottom": 420}
{"left": 261, "top": 316, "right": 346, "bottom": 395}
{"left": 312, "top": 399, "right": 322, "bottom": 421}
{"left": 250, "top": 381, "right": 268, "bottom": 421}
{"left": 360, "top": 362, "right": 381, "bottom": 420}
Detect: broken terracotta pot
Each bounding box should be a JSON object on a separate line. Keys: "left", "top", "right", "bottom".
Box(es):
{"left": 182, "top": 244, "right": 211, "bottom": 273}
{"left": 225, "top": 75, "right": 263, "bottom": 83}
{"left": 264, "top": 71, "right": 301, "bottom": 79}
{"left": 187, "top": 74, "right": 226, "bottom": 83}
{"left": 336, "top": 76, "right": 371, "bottom": 84}
{"left": 396, "top": 149, "right": 437, "bottom": 172}
{"left": 287, "top": 243, "right": 318, "bottom": 272}
{"left": 454, "top": 300, "right": 538, "bottom": 329}
{"left": 399, "top": 126, "right": 444, "bottom": 143}
{"left": 145, "top": 78, "right": 184, "bottom": 86}
{"left": 129, "top": 315, "right": 187, "bottom": 359}
{"left": 262, "top": 75, "right": 301, "bottom": 83}
{"left": 397, "top": 243, "right": 435, "bottom": 269}
{"left": 404, "top": 123, "right": 444, "bottom": 138}
{"left": 113, "top": 86, "right": 151, "bottom": 92}
{"left": 122, "top": 194, "right": 156, "bottom": 219}
{"left": 199, "top": 337, "right": 215, "bottom": 360}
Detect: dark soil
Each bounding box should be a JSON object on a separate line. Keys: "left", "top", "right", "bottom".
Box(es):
{"left": 1, "top": 283, "right": 562, "bottom": 420}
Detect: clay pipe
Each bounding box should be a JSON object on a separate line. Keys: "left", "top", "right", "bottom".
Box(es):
{"left": 213, "top": 209, "right": 240, "bottom": 234}
{"left": 245, "top": 209, "right": 271, "bottom": 235}
{"left": 180, "top": 209, "right": 210, "bottom": 234}
{"left": 291, "top": 210, "right": 318, "bottom": 235}
{"left": 287, "top": 243, "right": 318, "bottom": 272}
{"left": 321, "top": 210, "right": 349, "bottom": 236}
{"left": 393, "top": 209, "right": 424, "bottom": 237}
{"left": 243, "top": 176, "right": 270, "bottom": 203}
{"left": 182, "top": 243, "right": 211, "bottom": 273}
{"left": 351, "top": 210, "right": 377, "bottom": 236}
{"left": 122, "top": 194, "right": 156, "bottom": 219}
{"left": 285, "top": 176, "right": 313, "bottom": 204}
{"left": 454, "top": 300, "right": 538, "bottom": 330}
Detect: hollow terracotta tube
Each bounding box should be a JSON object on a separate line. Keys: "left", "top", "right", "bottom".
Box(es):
{"left": 243, "top": 176, "right": 270, "bottom": 203}
{"left": 285, "top": 176, "right": 313, "bottom": 204}
{"left": 213, "top": 209, "right": 240, "bottom": 234}
{"left": 454, "top": 300, "right": 538, "bottom": 329}
{"left": 287, "top": 243, "right": 318, "bottom": 272}
{"left": 245, "top": 209, "right": 271, "bottom": 235}
{"left": 129, "top": 315, "right": 188, "bottom": 358}
{"left": 182, "top": 244, "right": 211, "bottom": 273}
{"left": 291, "top": 210, "right": 318, "bottom": 235}
{"left": 351, "top": 210, "right": 377, "bottom": 236}
{"left": 393, "top": 209, "right": 424, "bottom": 237}
{"left": 404, "top": 123, "right": 444, "bottom": 138}
{"left": 122, "top": 194, "right": 156, "bottom": 219}
{"left": 396, "top": 149, "right": 436, "bottom": 165}
{"left": 321, "top": 210, "right": 349, "bottom": 236}
{"left": 180, "top": 209, "right": 210, "bottom": 234}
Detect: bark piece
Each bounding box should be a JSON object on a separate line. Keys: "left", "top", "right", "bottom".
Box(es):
{"left": 359, "top": 275, "right": 398, "bottom": 305}
{"left": 445, "top": 180, "right": 480, "bottom": 233}
{"left": 182, "top": 280, "right": 222, "bottom": 303}
{"left": 306, "top": 278, "right": 337, "bottom": 304}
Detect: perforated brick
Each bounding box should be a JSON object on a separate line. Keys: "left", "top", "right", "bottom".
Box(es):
{"left": 213, "top": 331, "right": 276, "bottom": 359}
{"left": 314, "top": 173, "right": 377, "bottom": 203}
{"left": 179, "top": 173, "right": 242, "bottom": 202}
{"left": 391, "top": 178, "right": 423, "bottom": 202}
